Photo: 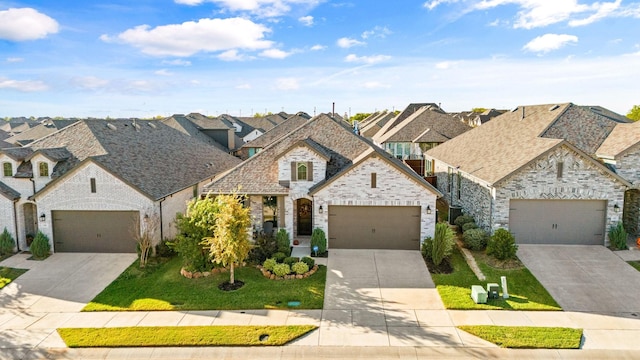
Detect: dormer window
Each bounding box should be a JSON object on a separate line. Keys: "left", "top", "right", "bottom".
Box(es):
{"left": 39, "top": 162, "right": 49, "bottom": 177}
{"left": 291, "top": 161, "right": 313, "bottom": 181}
{"left": 3, "top": 162, "right": 12, "bottom": 177}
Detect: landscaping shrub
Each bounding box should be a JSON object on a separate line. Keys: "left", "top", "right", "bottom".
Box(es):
{"left": 301, "top": 256, "right": 315, "bottom": 269}
{"left": 272, "top": 263, "right": 291, "bottom": 277}
{"left": 487, "top": 228, "right": 518, "bottom": 260}
{"left": 462, "top": 222, "right": 478, "bottom": 232}
{"left": 0, "top": 228, "right": 15, "bottom": 255}
{"left": 171, "top": 212, "right": 213, "bottom": 272}
{"left": 275, "top": 229, "right": 291, "bottom": 254}
{"left": 310, "top": 228, "right": 327, "bottom": 254}
{"left": 248, "top": 233, "right": 277, "bottom": 263}
{"left": 291, "top": 261, "right": 310, "bottom": 275}
{"left": 454, "top": 214, "right": 475, "bottom": 229}
{"left": 431, "top": 223, "right": 455, "bottom": 266}
{"left": 462, "top": 228, "right": 488, "bottom": 251}
{"left": 262, "top": 258, "right": 277, "bottom": 271}
{"left": 30, "top": 231, "right": 50, "bottom": 259}
{"left": 155, "top": 238, "right": 175, "bottom": 258}
{"left": 421, "top": 237, "right": 433, "bottom": 261}
{"left": 272, "top": 252, "right": 287, "bottom": 263}
{"left": 608, "top": 222, "right": 628, "bottom": 250}
{"left": 283, "top": 256, "right": 299, "bottom": 266}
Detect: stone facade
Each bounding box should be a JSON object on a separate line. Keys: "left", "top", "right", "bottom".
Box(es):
{"left": 430, "top": 144, "right": 627, "bottom": 245}
{"left": 313, "top": 155, "right": 438, "bottom": 245}
{"left": 0, "top": 197, "right": 16, "bottom": 250}
{"left": 613, "top": 144, "right": 640, "bottom": 186}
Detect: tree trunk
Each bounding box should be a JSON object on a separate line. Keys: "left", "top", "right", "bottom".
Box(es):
{"left": 230, "top": 262, "right": 235, "bottom": 284}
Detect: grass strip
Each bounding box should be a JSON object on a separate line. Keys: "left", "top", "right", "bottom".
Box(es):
{"left": 458, "top": 325, "right": 582, "bottom": 349}
{"left": 0, "top": 267, "right": 27, "bottom": 290}
{"left": 628, "top": 261, "right": 640, "bottom": 272}
{"left": 431, "top": 248, "right": 560, "bottom": 310}
{"left": 83, "top": 256, "right": 325, "bottom": 311}
{"left": 57, "top": 325, "right": 317, "bottom": 347}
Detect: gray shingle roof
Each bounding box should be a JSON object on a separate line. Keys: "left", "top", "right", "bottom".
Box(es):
{"left": 241, "top": 114, "right": 311, "bottom": 149}
{"left": 205, "top": 114, "right": 371, "bottom": 195}
{"left": 162, "top": 115, "right": 228, "bottom": 151}
{"left": 5, "top": 120, "right": 77, "bottom": 146}
{"left": 361, "top": 112, "right": 394, "bottom": 138}
{"left": 597, "top": 121, "right": 640, "bottom": 158}
{"left": 0, "top": 181, "right": 20, "bottom": 200}
{"left": 28, "top": 119, "right": 241, "bottom": 200}
{"left": 1, "top": 147, "right": 34, "bottom": 161}
{"left": 376, "top": 103, "right": 442, "bottom": 138}
{"left": 378, "top": 106, "right": 471, "bottom": 144}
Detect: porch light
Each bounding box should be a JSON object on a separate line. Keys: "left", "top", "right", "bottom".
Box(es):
{"left": 426, "top": 205, "right": 432, "bottom": 214}
{"left": 614, "top": 204, "right": 620, "bottom": 213}
{"left": 319, "top": 205, "right": 323, "bottom": 214}
{"left": 39, "top": 213, "right": 46, "bottom": 222}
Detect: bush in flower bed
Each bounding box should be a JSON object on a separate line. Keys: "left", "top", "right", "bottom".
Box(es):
{"left": 272, "top": 263, "right": 291, "bottom": 277}
{"left": 291, "top": 261, "right": 309, "bottom": 275}
{"left": 259, "top": 256, "right": 319, "bottom": 280}
{"left": 301, "top": 256, "right": 314, "bottom": 269}
{"left": 263, "top": 258, "right": 277, "bottom": 271}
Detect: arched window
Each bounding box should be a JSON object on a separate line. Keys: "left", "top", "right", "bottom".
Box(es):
{"left": 2, "top": 162, "right": 12, "bottom": 177}
{"left": 39, "top": 162, "right": 49, "bottom": 177}
{"left": 297, "top": 163, "right": 308, "bottom": 181}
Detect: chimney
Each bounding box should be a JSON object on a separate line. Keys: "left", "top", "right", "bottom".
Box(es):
{"left": 332, "top": 102, "right": 335, "bottom": 117}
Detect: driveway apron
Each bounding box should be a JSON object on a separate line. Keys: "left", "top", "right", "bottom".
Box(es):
{"left": 0, "top": 253, "right": 137, "bottom": 313}
{"left": 517, "top": 245, "right": 640, "bottom": 313}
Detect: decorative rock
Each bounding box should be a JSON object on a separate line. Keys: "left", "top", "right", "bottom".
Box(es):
{"left": 296, "top": 274, "right": 303, "bottom": 279}
{"left": 185, "top": 271, "right": 193, "bottom": 279}
{"left": 220, "top": 268, "right": 228, "bottom": 273}
{"left": 203, "top": 272, "right": 211, "bottom": 277}
{"left": 211, "top": 268, "right": 220, "bottom": 274}
{"left": 193, "top": 272, "right": 202, "bottom": 279}
{"left": 270, "top": 274, "right": 276, "bottom": 280}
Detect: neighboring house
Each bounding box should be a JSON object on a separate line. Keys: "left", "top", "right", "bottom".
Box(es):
{"left": 0, "top": 130, "right": 13, "bottom": 149}
{"left": 596, "top": 120, "right": 640, "bottom": 234}
{"left": 1, "top": 119, "right": 39, "bottom": 135}
{"left": 204, "top": 113, "right": 442, "bottom": 250}
{"left": 0, "top": 119, "right": 241, "bottom": 253}
{"left": 425, "top": 103, "right": 631, "bottom": 246}
{"left": 465, "top": 109, "right": 508, "bottom": 127}
{"left": 359, "top": 111, "right": 395, "bottom": 139}
{"left": 5, "top": 119, "right": 78, "bottom": 146}
{"left": 238, "top": 112, "right": 312, "bottom": 160}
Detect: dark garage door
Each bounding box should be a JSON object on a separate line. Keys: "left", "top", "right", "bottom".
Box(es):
{"left": 53, "top": 210, "right": 139, "bottom": 253}
{"left": 328, "top": 206, "right": 421, "bottom": 250}
{"left": 509, "top": 199, "right": 606, "bottom": 245}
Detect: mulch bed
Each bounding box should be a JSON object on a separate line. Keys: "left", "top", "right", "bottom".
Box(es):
{"left": 218, "top": 280, "right": 245, "bottom": 291}
{"left": 423, "top": 256, "right": 453, "bottom": 274}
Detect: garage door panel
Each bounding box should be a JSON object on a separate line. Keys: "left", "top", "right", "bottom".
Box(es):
{"left": 53, "top": 211, "right": 139, "bottom": 253}
{"left": 329, "top": 206, "right": 420, "bottom": 250}
{"left": 509, "top": 200, "right": 605, "bottom": 245}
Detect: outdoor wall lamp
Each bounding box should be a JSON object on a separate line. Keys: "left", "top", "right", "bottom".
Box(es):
{"left": 39, "top": 213, "right": 46, "bottom": 222}
{"left": 426, "top": 205, "right": 432, "bottom": 214}
{"left": 318, "top": 205, "right": 324, "bottom": 214}
{"left": 614, "top": 204, "right": 620, "bottom": 213}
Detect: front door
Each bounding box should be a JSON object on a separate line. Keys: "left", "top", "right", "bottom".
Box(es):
{"left": 297, "top": 198, "right": 313, "bottom": 236}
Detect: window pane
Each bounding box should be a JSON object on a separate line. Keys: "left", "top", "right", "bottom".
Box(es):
{"left": 297, "top": 163, "right": 307, "bottom": 180}
{"left": 3, "top": 162, "right": 11, "bottom": 177}
{"left": 39, "top": 162, "right": 49, "bottom": 177}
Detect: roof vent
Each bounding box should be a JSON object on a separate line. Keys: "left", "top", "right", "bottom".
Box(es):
{"left": 132, "top": 122, "right": 141, "bottom": 130}
{"left": 106, "top": 123, "right": 117, "bottom": 130}
{"left": 148, "top": 122, "right": 157, "bottom": 129}
{"left": 549, "top": 104, "right": 559, "bottom": 111}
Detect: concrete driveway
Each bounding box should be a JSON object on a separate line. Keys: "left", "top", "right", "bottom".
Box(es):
{"left": 517, "top": 245, "right": 640, "bottom": 313}
{"left": 0, "top": 253, "right": 137, "bottom": 313}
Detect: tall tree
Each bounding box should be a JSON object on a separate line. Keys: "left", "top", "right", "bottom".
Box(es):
{"left": 627, "top": 105, "right": 640, "bottom": 121}
{"left": 203, "top": 193, "right": 252, "bottom": 285}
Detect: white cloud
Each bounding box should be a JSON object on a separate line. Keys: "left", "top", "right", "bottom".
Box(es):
{"left": 101, "top": 17, "right": 273, "bottom": 57}
{"left": 0, "top": 77, "right": 48, "bottom": 92}
{"left": 260, "top": 48, "right": 292, "bottom": 59}
{"left": 6, "top": 57, "right": 24, "bottom": 63}
{"left": 474, "top": 0, "right": 623, "bottom": 29}
{"left": 310, "top": 44, "right": 326, "bottom": 51}
{"left": 435, "top": 60, "right": 462, "bottom": 69}
{"left": 70, "top": 76, "right": 110, "bottom": 90}
{"left": 345, "top": 54, "right": 391, "bottom": 64}
{"left": 337, "top": 37, "right": 365, "bottom": 48}
{"left": 162, "top": 59, "right": 192, "bottom": 66}
{"left": 299, "top": 15, "right": 314, "bottom": 26}
{"left": 362, "top": 81, "right": 390, "bottom": 89}
{"left": 155, "top": 69, "right": 173, "bottom": 76}
{"left": 174, "top": 0, "right": 322, "bottom": 18}
{"left": 423, "top": 0, "right": 459, "bottom": 10}
{"left": 236, "top": 83, "right": 252, "bottom": 89}
{"left": 0, "top": 8, "right": 59, "bottom": 41}
{"left": 218, "top": 49, "right": 247, "bottom": 61}
{"left": 275, "top": 77, "right": 300, "bottom": 90}
{"left": 523, "top": 33, "right": 578, "bottom": 53}
{"left": 362, "top": 26, "right": 392, "bottom": 39}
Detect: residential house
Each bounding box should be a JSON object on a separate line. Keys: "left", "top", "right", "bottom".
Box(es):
{"left": 204, "top": 113, "right": 442, "bottom": 250}
{"left": 1, "top": 118, "right": 39, "bottom": 135}
{"left": 0, "top": 119, "right": 241, "bottom": 253}
{"left": 238, "top": 112, "right": 312, "bottom": 160}
{"left": 5, "top": 119, "right": 78, "bottom": 146}
{"left": 358, "top": 111, "right": 395, "bottom": 139}
{"left": 0, "top": 130, "right": 13, "bottom": 149}
{"left": 425, "top": 103, "right": 631, "bottom": 246}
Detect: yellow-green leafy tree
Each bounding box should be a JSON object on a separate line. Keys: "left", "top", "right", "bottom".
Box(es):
{"left": 627, "top": 105, "right": 640, "bottom": 121}
{"left": 203, "top": 193, "right": 252, "bottom": 284}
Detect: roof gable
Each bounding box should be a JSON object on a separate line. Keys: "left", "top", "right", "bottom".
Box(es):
{"left": 596, "top": 121, "right": 640, "bottom": 159}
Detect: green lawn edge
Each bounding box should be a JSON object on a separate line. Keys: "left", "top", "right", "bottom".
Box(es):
{"left": 431, "top": 248, "right": 561, "bottom": 311}
{"left": 458, "top": 325, "right": 583, "bottom": 349}
{"left": 0, "top": 267, "right": 28, "bottom": 290}
{"left": 628, "top": 261, "right": 640, "bottom": 272}
{"left": 83, "top": 256, "right": 326, "bottom": 311}
{"left": 57, "top": 325, "right": 317, "bottom": 347}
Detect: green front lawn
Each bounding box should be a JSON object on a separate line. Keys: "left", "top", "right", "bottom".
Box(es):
{"left": 431, "top": 248, "right": 560, "bottom": 310}
{"left": 628, "top": 261, "right": 640, "bottom": 272}
{"left": 58, "top": 325, "right": 316, "bottom": 347}
{"left": 458, "top": 326, "right": 582, "bottom": 349}
{"left": 0, "top": 267, "right": 27, "bottom": 290}
{"left": 83, "top": 257, "right": 326, "bottom": 311}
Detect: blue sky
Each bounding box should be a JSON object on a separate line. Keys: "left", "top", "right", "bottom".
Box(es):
{"left": 1, "top": 0, "right": 639, "bottom": 118}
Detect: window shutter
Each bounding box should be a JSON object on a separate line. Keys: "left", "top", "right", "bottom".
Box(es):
{"left": 291, "top": 162, "right": 296, "bottom": 181}
{"left": 371, "top": 173, "right": 377, "bottom": 188}
{"left": 308, "top": 161, "right": 313, "bottom": 181}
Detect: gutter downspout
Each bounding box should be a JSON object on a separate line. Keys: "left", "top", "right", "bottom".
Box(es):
{"left": 13, "top": 200, "right": 20, "bottom": 252}
{"left": 159, "top": 198, "right": 164, "bottom": 241}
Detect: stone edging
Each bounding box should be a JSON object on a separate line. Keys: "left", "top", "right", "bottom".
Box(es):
{"left": 180, "top": 267, "right": 230, "bottom": 279}
{"left": 455, "top": 239, "right": 486, "bottom": 281}
{"left": 256, "top": 264, "right": 319, "bottom": 280}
